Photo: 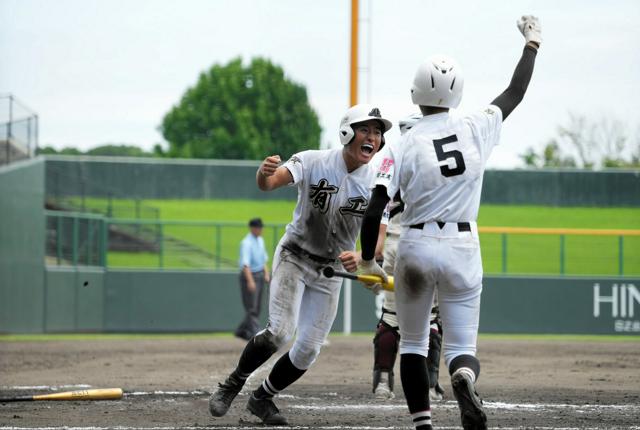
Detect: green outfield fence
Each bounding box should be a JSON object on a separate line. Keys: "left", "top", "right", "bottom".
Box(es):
{"left": 44, "top": 211, "right": 640, "bottom": 276}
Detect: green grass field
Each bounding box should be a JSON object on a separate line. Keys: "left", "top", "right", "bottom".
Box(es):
{"left": 58, "top": 198, "right": 640, "bottom": 275}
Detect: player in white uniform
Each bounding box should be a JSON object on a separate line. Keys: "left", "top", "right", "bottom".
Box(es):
{"left": 372, "top": 114, "right": 445, "bottom": 402}
{"left": 359, "top": 16, "right": 542, "bottom": 430}
{"left": 209, "top": 103, "right": 392, "bottom": 425}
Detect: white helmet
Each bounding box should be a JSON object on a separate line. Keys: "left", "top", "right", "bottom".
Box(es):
{"left": 338, "top": 103, "right": 393, "bottom": 149}
{"left": 398, "top": 113, "right": 423, "bottom": 135}
{"left": 411, "top": 55, "right": 464, "bottom": 109}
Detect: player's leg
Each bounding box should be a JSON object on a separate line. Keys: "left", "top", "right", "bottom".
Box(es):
{"left": 248, "top": 264, "right": 343, "bottom": 425}
{"left": 395, "top": 232, "right": 437, "bottom": 430}
{"left": 373, "top": 233, "right": 400, "bottom": 399}
{"left": 373, "top": 291, "right": 399, "bottom": 399}
{"left": 427, "top": 301, "right": 445, "bottom": 400}
{"left": 438, "top": 234, "right": 486, "bottom": 430}
{"left": 210, "top": 245, "right": 304, "bottom": 418}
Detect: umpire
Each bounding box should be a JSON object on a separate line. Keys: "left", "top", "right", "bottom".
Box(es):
{"left": 235, "top": 217, "right": 270, "bottom": 341}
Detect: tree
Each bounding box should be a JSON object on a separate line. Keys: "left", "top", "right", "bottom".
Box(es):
{"left": 86, "top": 144, "right": 153, "bottom": 157}
{"left": 36, "top": 146, "right": 82, "bottom": 155}
{"left": 520, "top": 114, "right": 640, "bottom": 169}
{"left": 36, "top": 144, "right": 155, "bottom": 157}
{"left": 160, "top": 57, "right": 321, "bottom": 160}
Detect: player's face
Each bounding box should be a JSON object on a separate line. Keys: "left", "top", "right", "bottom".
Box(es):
{"left": 345, "top": 120, "right": 383, "bottom": 167}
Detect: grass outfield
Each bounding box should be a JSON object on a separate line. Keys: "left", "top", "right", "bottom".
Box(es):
{"left": 2, "top": 332, "right": 639, "bottom": 342}
{"left": 62, "top": 198, "right": 640, "bottom": 275}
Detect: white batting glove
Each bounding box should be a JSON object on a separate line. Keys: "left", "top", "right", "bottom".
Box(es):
{"left": 517, "top": 15, "right": 542, "bottom": 46}
{"left": 359, "top": 259, "right": 388, "bottom": 296}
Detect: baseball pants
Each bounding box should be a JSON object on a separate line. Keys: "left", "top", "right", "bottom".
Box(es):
{"left": 394, "top": 222, "right": 483, "bottom": 367}
{"left": 264, "top": 235, "right": 343, "bottom": 370}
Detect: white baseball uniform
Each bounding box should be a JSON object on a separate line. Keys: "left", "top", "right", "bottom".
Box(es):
{"left": 374, "top": 106, "right": 502, "bottom": 366}
{"left": 378, "top": 199, "right": 403, "bottom": 327}
{"left": 268, "top": 147, "right": 377, "bottom": 369}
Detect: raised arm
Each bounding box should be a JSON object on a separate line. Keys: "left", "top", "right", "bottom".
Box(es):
{"left": 256, "top": 155, "right": 293, "bottom": 191}
{"left": 491, "top": 15, "right": 542, "bottom": 121}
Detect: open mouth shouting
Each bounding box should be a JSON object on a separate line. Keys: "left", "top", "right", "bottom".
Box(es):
{"left": 361, "top": 143, "right": 375, "bottom": 156}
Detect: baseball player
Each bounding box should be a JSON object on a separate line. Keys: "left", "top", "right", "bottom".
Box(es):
{"left": 372, "top": 113, "right": 445, "bottom": 402}
{"left": 209, "top": 103, "right": 392, "bottom": 425}
{"left": 359, "top": 16, "right": 542, "bottom": 430}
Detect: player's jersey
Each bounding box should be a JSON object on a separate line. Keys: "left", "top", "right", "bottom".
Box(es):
{"left": 375, "top": 106, "right": 502, "bottom": 225}
{"left": 282, "top": 148, "right": 376, "bottom": 259}
{"left": 381, "top": 199, "right": 404, "bottom": 236}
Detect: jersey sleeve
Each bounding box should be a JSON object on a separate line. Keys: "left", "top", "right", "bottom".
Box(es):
{"left": 373, "top": 143, "right": 400, "bottom": 199}
{"left": 465, "top": 105, "right": 503, "bottom": 161}
{"left": 380, "top": 202, "right": 391, "bottom": 226}
{"left": 281, "top": 151, "right": 307, "bottom": 186}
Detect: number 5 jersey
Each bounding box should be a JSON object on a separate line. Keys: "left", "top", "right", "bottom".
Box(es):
{"left": 375, "top": 106, "right": 503, "bottom": 225}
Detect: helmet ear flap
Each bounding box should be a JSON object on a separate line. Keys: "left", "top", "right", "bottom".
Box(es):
{"left": 338, "top": 103, "right": 393, "bottom": 146}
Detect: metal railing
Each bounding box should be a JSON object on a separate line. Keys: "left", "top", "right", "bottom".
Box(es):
{"left": 44, "top": 212, "right": 640, "bottom": 276}
{"left": 45, "top": 211, "right": 286, "bottom": 271}
{"left": 0, "top": 94, "right": 39, "bottom": 166}
{"left": 480, "top": 226, "right": 640, "bottom": 276}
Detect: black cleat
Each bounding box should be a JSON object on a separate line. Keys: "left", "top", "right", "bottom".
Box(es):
{"left": 451, "top": 371, "right": 488, "bottom": 430}
{"left": 209, "top": 376, "right": 243, "bottom": 417}
{"left": 247, "top": 394, "right": 289, "bottom": 426}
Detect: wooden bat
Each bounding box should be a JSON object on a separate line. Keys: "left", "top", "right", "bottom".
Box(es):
{"left": 322, "top": 266, "right": 394, "bottom": 291}
{"left": 0, "top": 388, "right": 123, "bottom": 402}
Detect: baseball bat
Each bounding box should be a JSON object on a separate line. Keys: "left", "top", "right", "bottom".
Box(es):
{"left": 0, "top": 388, "right": 123, "bottom": 402}
{"left": 322, "top": 266, "right": 394, "bottom": 291}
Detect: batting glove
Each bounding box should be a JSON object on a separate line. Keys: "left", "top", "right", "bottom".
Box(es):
{"left": 517, "top": 15, "right": 542, "bottom": 46}
{"left": 359, "top": 259, "right": 388, "bottom": 295}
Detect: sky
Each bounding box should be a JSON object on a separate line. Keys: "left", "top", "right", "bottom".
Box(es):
{"left": 1, "top": 0, "right": 639, "bottom": 168}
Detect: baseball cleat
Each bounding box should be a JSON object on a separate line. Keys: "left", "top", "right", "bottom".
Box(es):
{"left": 374, "top": 380, "right": 395, "bottom": 400}
{"left": 247, "top": 394, "right": 289, "bottom": 426}
{"left": 429, "top": 387, "right": 443, "bottom": 401}
{"left": 451, "top": 370, "right": 487, "bottom": 430}
{"left": 209, "top": 376, "right": 243, "bottom": 417}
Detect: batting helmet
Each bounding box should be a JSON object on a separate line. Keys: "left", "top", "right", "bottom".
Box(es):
{"left": 398, "top": 113, "right": 423, "bottom": 135}
{"left": 411, "top": 55, "right": 464, "bottom": 109}
{"left": 338, "top": 103, "right": 393, "bottom": 149}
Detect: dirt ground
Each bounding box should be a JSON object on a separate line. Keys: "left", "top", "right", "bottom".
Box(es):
{"left": 1, "top": 336, "right": 639, "bottom": 429}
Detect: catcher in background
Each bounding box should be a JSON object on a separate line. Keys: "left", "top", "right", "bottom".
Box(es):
{"left": 359, "top": 16, "right": 542, "bottom": 430}
{"left": 372, "top": 113, "right": 445, "bottom": 402}
{"left": 209, "top": 103, "right": 392, "bottom": 426}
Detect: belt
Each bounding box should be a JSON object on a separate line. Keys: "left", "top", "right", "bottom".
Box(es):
{"left": 409, "top": 221, "right": 471, "bottom": 232}
{"left": 282, "top": 243, "right": 336, "bottom": 265}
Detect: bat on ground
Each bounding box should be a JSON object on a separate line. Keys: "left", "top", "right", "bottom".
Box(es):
{"left": 0, "top": 388, "right": 123, "bottom": 402}
{"left": 322, "top": 266, "right": 394, "bottom": 291}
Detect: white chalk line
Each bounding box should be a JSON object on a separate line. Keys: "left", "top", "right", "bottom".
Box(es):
{"left": 4, "top": 386, "right": 639, "bottom": 414}
{"left": 289, "top": 401, "right": 640, "bottom": 412}
{"left": 2, "top": 427, "right": 640, "bottom": 430}
{"left": 2, "top": 385, "right": 92, "bottom": 391}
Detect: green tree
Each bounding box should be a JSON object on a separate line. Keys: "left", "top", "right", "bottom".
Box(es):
{"left": 160, "top": 57, "right": 321, "bottom": 160}
{"left": 86, "top": 144, "right": 154, "bottom": 157}
{"left": 36, "top": 146, "right": 82, "bottom": 155}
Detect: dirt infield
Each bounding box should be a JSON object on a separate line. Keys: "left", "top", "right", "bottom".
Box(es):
{"left": 1, "top": 335, "right": 639, "bottom": 429}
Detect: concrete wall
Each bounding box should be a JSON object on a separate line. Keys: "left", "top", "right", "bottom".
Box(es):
{"left": 0, "top": 158, "right": 45, "bottom": 332}
{"left": 26, "top": 269, "right": 640, "bottom": 335}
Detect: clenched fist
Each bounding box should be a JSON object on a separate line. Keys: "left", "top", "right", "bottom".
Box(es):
{"left": 517, "top": 15, "right": 542, "bottom": 47}
{"left": 259, "top": 155, "right": 281, "bottom": 177}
